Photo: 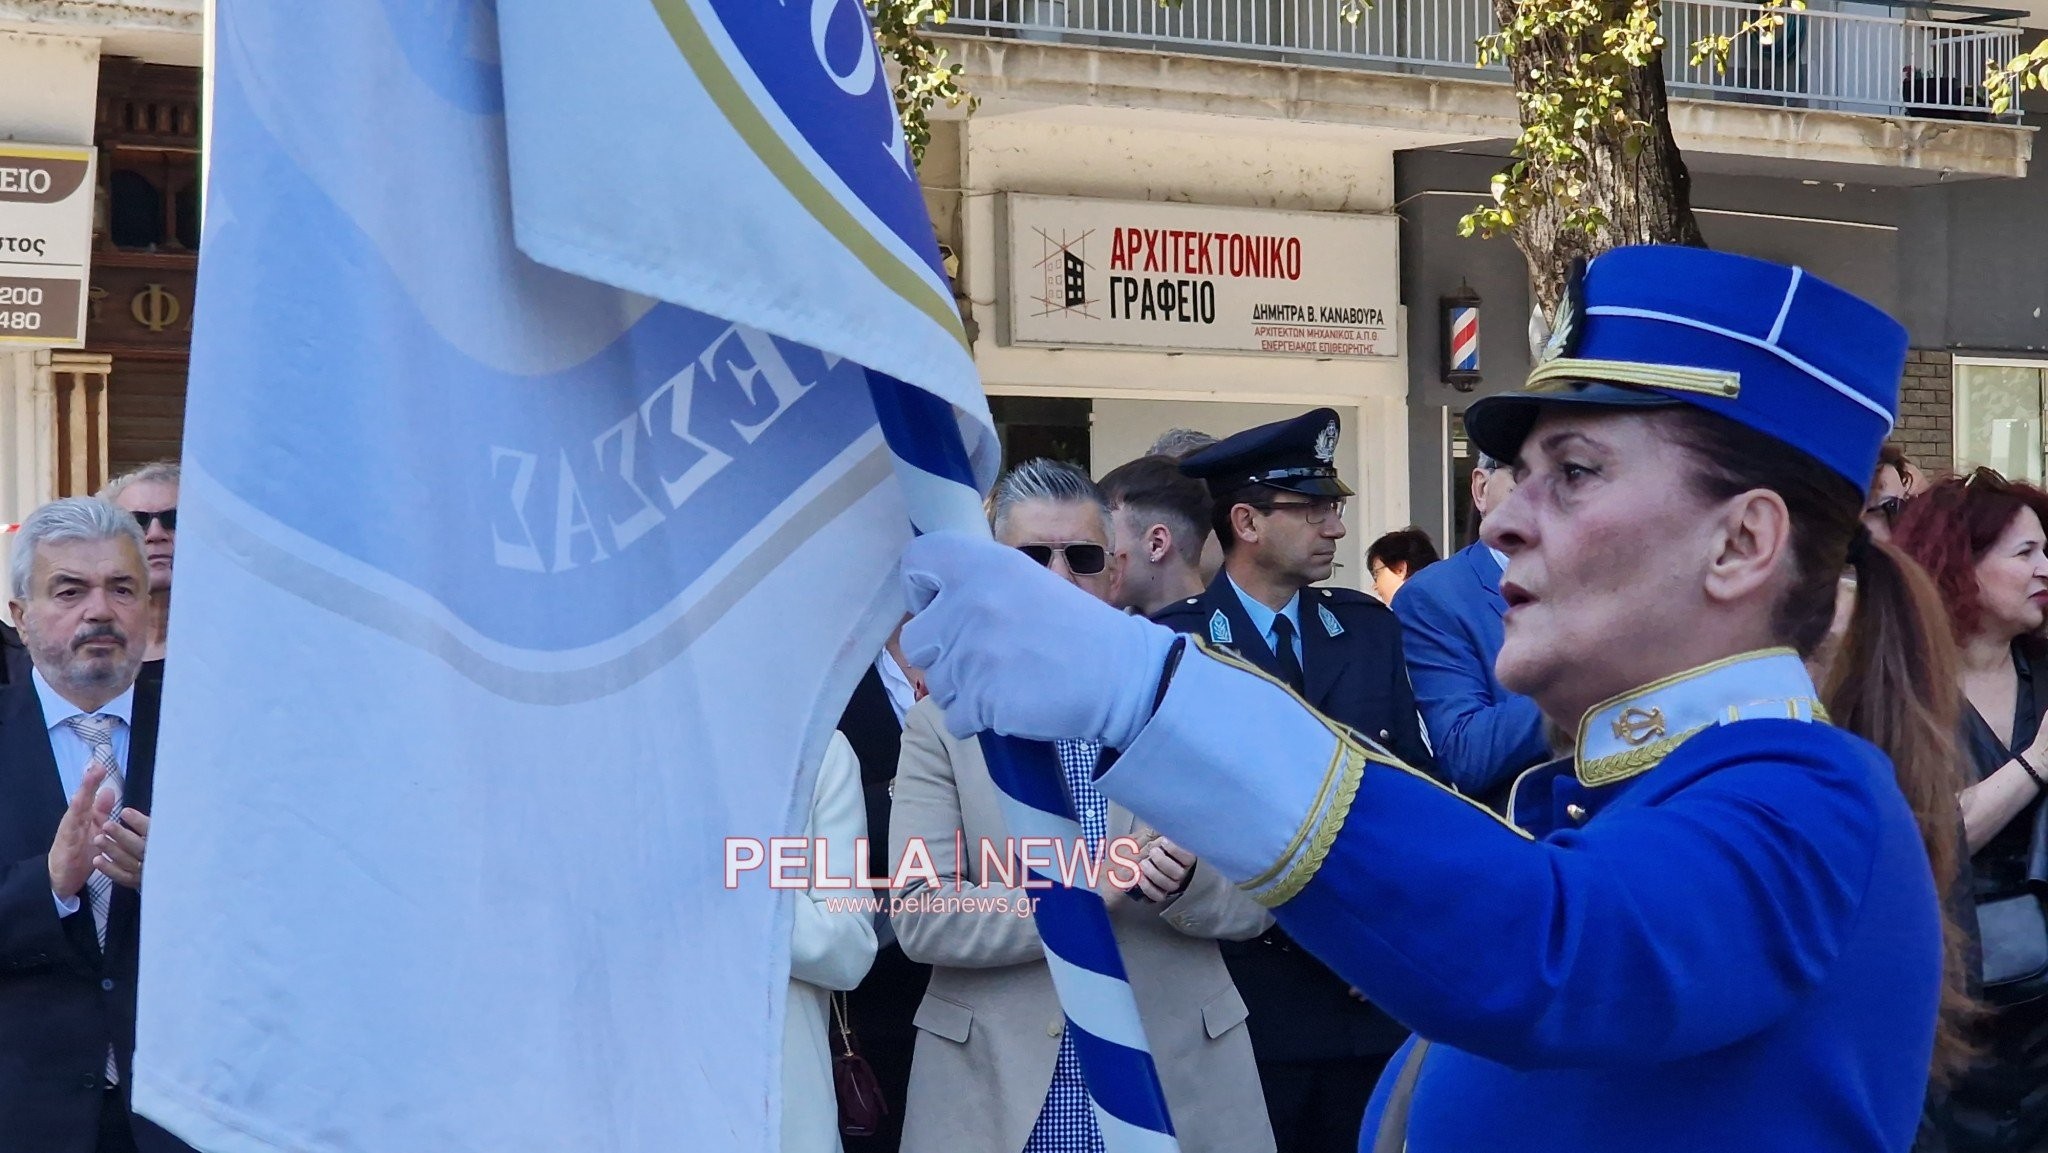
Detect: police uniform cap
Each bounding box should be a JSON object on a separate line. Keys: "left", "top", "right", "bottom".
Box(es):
{"left": 1178, "top": 408, "right": 1354, "bottom": 499}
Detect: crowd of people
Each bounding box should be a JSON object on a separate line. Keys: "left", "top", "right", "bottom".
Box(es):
{"left": 11, "top": 252, "right": 2048, "bottom": 1153}
{"left": 801, "top": 365, "right": 2048, "bottom": 1150}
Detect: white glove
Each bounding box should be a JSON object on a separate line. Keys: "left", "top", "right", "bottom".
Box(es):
{"left": 900, "top": 533, "right": 1179, "bottom": 748}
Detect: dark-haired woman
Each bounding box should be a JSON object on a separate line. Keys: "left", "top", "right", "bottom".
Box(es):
{"left": 896, "top": 246, "right": 1966, "bottom": 1152}
{"left": 1895, "top": 470, "right": 2048, "bottom": 1152}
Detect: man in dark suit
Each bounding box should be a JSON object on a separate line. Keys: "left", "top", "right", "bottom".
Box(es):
{"left": 1392, "top": 453, "right": 1550, "bottom": 811}
{"left": 0, "top": 497, "right": 187, "bottom": 1153}
{"left": 1153, "top": 409, "right": 1430, "bottom": 1153}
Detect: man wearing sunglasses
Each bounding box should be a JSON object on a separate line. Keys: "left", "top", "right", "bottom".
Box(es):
{"left": 1159, "top": 408, "right": 1430, "bottom": 1153}
{"left": 98, "top": 464, "right": 179, "bottom": 679}
{"left": 887, "top": 457, "right": 1275, "bottom": 1153}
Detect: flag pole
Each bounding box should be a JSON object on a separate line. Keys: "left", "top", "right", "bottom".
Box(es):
{"left": 867, "top": 373, "right": 1180, "bottom": 1153}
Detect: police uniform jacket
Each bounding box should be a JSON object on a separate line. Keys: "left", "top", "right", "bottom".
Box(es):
{"left": 1154, "top": 571, "right": 1432, "bottom": 1062}
{"left": 1094, "top": 645, "right": 1943, "bottom": 1152}
{"left": 1153, "top": 571, "right": 1432, "bottom": 769}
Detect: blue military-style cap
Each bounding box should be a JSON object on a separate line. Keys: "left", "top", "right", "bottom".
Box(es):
{"left": 1179, "top": 407, "right": 1354, "bottom": 498}
{"left": 1464, "top": 246, "right": 1905, "bottom": 490}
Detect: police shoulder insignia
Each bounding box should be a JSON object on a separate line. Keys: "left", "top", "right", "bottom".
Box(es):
{"left": 1318, "top": 603, "right": 1344, "bottom": 637}
{"left": 1208, "top": 610, "right": 1233, "bottom": 645}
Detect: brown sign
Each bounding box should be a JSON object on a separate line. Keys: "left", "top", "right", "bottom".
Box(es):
{"left": 85, "top": 262, "right": 195, "bottom": 351}
{"left": 0, "top": 157, "right": 90, "bottom": 205}
{"left": 0, "top": 276, "right": 82, "bottom": 343}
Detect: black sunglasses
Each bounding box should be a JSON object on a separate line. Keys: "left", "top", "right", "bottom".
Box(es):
{"left": 1866, "top": 495, "right": 1905, "bottom": 526}
{"left": 131, "top": 508, "right": 177, "bottom": 533}
{"left": 1017, "top": 542, "right": 1108, "bottom": 576}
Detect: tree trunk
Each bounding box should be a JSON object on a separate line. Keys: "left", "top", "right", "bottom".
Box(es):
{"left": 1496, "top": 0, "right": 1707, "bottom": 314}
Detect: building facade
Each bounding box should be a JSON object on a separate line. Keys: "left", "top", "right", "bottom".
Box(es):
{"left": 0, "top": 0, "right": 200, "bottom": 521}
{"left": 3, "top": 1, "right": 2045, "bottom": 581}
{"left": 931, "top": 0, "right": 2039, "bottom": 563}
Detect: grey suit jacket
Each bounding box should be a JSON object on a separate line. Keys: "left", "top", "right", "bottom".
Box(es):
{"left": 890, "top": 698, "right": 1276, "bottom": 1153}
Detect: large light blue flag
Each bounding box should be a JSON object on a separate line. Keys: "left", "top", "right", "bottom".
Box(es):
{"left": 133, "top": 3, "right": 994, "bottom": 1151}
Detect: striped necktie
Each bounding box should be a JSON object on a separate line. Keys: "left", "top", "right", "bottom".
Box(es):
{"left": 59, "top": 712, "right": 123, "bottom": 1085}
{"left": 60, "top": 714, "right": 123, "bottom": 947}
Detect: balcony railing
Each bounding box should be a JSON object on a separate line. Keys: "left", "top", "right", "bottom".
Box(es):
{"left": 947, "top": 0, "right": 2024, "bottom": 119}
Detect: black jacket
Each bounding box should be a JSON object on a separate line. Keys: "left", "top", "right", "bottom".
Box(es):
{"left": 1153, "top": 573, "right": 1433, "bottom": 768}
{"left": 0, "top": 675, "right": 163, "bottom": 1153}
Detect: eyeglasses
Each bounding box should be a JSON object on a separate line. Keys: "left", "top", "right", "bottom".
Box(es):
{"left": 130, "top": 508, "right": 177, "bottom": 533}
{"left": 1865, "top": 495, "right": 1905, "bottom": 527}
{"left": 1250, "top": 498, "right": 1347, "bottom": 526}
{"left": 1017, "top": 542, "right": 1108, "bottom": 575}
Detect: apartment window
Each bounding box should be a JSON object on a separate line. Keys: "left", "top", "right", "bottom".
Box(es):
{"left": 1954, "top": 359, "right": 2048, "bottom": 484}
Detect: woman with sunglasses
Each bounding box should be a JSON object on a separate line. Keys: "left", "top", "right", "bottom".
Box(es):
{"left": 898, "top": 247, "right": 1969, "bottom": 1152}
{"left": 1893, "top": 470, "right": 2048, "bottom": 1152}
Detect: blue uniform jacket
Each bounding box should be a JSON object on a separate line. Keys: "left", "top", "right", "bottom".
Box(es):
{"left": 1391, "top": 542, "right": 1548, "bottom": 804}
{"left": 1154, "top": 571, "right": 1433, "bottom": 771}
{"left": 1097, "top": 646, "right": 1943, "bottom": 1152}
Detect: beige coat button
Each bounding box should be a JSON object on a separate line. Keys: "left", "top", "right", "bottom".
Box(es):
{"left": 1047, "top": 1019, "right": 1063, "bottom": 1037}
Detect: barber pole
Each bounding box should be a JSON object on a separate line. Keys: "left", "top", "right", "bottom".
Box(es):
{"left": 1443, "top": 281, "right": 1483, "bottom": 391}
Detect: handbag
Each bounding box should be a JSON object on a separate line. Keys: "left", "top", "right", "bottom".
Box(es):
{"left": 1975, "top": 730, "right": 2048, "bottom": 1006}
{"left": 830, "top": 992, "right": 889, "bottom": 1139}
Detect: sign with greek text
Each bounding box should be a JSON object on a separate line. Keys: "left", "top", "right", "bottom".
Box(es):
{"left": 1004, "top": 193, "right": 1399, "bottom": 359}
{"left": 0, "top": 143, "right": 95, "bottom": 348}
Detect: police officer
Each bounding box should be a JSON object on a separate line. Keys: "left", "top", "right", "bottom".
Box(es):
{"left": 901, "top": 246, "right": 1969, "bottom": 1152}
{"left": 1154, "top": 408, "right": 1429, "bottom": 1152}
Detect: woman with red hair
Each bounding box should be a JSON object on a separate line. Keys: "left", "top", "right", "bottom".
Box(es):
{"left": 1894, "top": 468, "right": 2048, "bottom": 1152}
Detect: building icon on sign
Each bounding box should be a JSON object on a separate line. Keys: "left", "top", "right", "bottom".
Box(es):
{"left": 1064, "top": 251, "right": 1087, "bottom": 309}
{"left": 1030, "top": 227, "right": 1098, "bottom": 319}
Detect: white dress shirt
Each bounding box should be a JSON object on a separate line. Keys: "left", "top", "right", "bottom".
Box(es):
{"left": 875, "top": 651, "right": 919, "bottom": 725}
{"left": 1226, "top": 574, "right": 1304, "bottom": 667}
{"left": 34, "top": 669, "right": 135, "bottom": 916}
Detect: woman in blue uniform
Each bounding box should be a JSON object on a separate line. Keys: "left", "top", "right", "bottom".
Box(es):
{"left": 898, "top": 245, "right": 1969, "bottom": 1152}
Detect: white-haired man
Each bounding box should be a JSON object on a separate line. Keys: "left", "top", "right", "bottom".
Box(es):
{"left": 0, "top": 498, "right": 189, "bottom": 1153}
{"left": 99, "top": 463, "right": 179, "bottom": 674}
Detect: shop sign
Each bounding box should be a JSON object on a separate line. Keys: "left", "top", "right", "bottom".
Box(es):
{"left": 0, "top": 143, "right": 96, "bottom": 349}
{"left": 1004, "top": 193, "right": 1399, "bottom": 359}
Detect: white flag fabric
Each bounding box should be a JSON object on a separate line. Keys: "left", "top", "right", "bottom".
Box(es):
{"left": 132, "top": 3, "right": 993, "bottom": 1152}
